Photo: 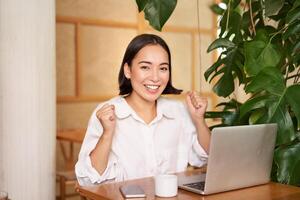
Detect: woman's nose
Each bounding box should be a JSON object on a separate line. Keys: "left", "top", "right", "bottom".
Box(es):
{"left": 150, "top": 69, "right": 159, "bottom": 82}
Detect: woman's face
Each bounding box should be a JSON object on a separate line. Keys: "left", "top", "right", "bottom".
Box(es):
{"left": 124, "top": 44, "right": 170, "bottom": 103}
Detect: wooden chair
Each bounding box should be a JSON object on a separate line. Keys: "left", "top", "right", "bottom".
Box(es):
{"left": 56, "top": 170, "right": 78, "bottom": 200}
{"left": 56, "top": 129, "right": 85, "bottom": 200}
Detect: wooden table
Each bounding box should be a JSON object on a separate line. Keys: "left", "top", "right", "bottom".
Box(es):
{"left": 57, "top": 129, "right": 86, "bottom": 169}
{"left": 77, "top": 170, "right": 300, "bottom": 200}
{"left": 57, "top": 129, "right": 86, "bottom": 143}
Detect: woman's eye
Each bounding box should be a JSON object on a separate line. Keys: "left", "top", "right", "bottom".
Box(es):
{"left": 160, "top": 67, "right": 169, "bottom": 71}
{"left": 140, "top": 66, "right": 150, "bottom": 70}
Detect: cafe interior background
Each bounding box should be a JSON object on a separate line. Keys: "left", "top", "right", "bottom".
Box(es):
{"left": 0, "top": 0, "right": 248, "bottom": 199}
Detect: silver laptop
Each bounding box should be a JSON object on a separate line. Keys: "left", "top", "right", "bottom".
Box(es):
{"left": 178, "top": 124, "right": 277, "bottom": 195}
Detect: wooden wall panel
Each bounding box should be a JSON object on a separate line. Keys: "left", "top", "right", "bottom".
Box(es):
{"left": 163, "top": 32, "right": 193, "bottom": 92}
{"left": 198, "top": 0, "right": 215, "bottom": 30}
{"left": 195, "top": 34, "right": 214, "bottom": 93}
{"left": 56, "top": 23, "right": 76, "bottom": 96}
{"left": 80, "top": 26, "right": 136, "bottom": 96}
{"left": 57, "top": 102, "right": 98, "bottom": 129}
{"left": 56, "top": 0, "right": 137, "bottom": 23}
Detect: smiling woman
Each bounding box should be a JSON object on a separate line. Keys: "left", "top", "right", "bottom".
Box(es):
{"left": 118, "top": 34, "right": 181, "bottom": 96}
{"left": 75, "top": 34, "right": 211, "bottom": 186}
{"left": 123, "top": 45, "right": 171, "bottom": 108}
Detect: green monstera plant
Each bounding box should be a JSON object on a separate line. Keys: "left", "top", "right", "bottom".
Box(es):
{"left": 135, "top": 0, "right": 177, "bottom": 31}
{"left": 135, "top": 0, "right": 300, "bottom": 186}
{"left": 205, "top": 0, "right": 300, "bottom": 186}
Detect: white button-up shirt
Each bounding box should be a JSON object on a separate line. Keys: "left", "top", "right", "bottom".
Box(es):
{"left": 75, "top": 96, "right": 208, "bottom": 186}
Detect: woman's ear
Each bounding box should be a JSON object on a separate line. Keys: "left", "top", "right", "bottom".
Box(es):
{"left": 124, "top": 63, "right": 131, "bottom": 79}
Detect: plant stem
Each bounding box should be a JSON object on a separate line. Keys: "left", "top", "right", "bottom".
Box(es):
{"left": 259, "top": 0, "right": 265, "bottom": 26}
{"left": 270, "top": 21, "right": 295, "bottom": 42}
{"left": 294, "top": 67, "right": 300, "bottom": 83}
{"left": 281, "top": 60, "right": 290, "bottom": 74}
{"left": 284, "top": 63, "right": 289, "bottom": 85}
{"left": 226, "top": 0, "right": 231, "bottom": 33}
{"left": 249, "top": 0, "right": 256, "bottom": 36}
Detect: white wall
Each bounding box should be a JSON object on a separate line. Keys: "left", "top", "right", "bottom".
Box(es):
{"left": 0, "top": 0, "right": 56, "bottom": 199}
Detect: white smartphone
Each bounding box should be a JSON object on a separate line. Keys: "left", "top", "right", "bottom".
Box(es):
{"left": 119, "top": 184, "right": 146, "bottom": 198}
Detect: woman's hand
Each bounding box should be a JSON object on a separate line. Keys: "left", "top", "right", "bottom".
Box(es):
{"left": 185, "top": 91, "right": 208, "bottom": 123}
{"left": 96, "top": 104, "right": 116, "bottom": 135}
{"left": 186, "top": 91, "right": 211, "bottom": 153}
{"left": 91, "top": 104, "right": 116, "bottom": 175}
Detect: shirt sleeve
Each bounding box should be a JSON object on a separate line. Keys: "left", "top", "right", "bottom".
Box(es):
{"left": 75, "top": 105, "right": 125, "bottom": 186}
{"left": 189, "top": 134, "right": 208, "bottom": 167}
{"left": 180, "top": 103, "right": 208, "bottom": 167}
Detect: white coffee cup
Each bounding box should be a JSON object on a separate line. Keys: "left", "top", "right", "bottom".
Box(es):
{"left": 155, "top": 174, "right": 178, "bottom": 197}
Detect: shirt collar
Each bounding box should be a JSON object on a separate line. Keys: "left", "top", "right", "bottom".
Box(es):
{"left": 113, "top": 96, "right": 132, "bottom": 119}
{"left": 113, "top": 96, "right": 175, "bottom": 120}
{"left": 156, "top": 97, "right": 176, "bottom": 119}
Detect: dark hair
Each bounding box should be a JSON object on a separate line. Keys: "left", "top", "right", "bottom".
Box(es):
{"left": 118, "top": 34, "right": 182, "bottom": 95}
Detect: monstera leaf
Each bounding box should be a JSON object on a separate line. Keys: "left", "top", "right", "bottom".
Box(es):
{"left": 244, "top": 68, "right": 297, "bottom": 145}
{"left": 244, "top": 31, "right": 282, "bottom": 76}
{"left": 286, "top": 5, "right": 300, "bottom": 24}
{"left": 285, "top": 85, "right": 300, "bottom": 129}
{"left": 239, "top": 95, "right": 270, "bottom": 119}
{"left": 273, "top": 140, "right": 300, "bottom": 185}
{"left": 245, "top": 67, "right": 285, "bottom": 94}
{"left": 136, "top": 0, "right": 177, "bottom": 31}
{"left": 265, "top": 0, "right": 285, "bottom": 16}
{"left": 205, "top": 43, "right": 244, "bottom": 97}
{"left": 207, "top": 38, "right": 236, "bottom": 51}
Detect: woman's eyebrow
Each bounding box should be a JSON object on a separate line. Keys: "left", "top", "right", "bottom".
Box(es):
{"left": 138, "top": 61, "right": 169, "bottom": 66}
{"left": 138, "top": 61, "right": 152, "bottom": 64}
{"left": 160, "top": 62, "right": 169, "bottom": 66}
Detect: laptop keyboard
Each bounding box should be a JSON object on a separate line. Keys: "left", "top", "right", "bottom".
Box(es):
{"left": 183, "top": 181, "right": 205, "bottom": 191}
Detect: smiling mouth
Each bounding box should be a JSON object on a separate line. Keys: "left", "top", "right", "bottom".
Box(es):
{"left": 145, "top": 85, "right": 160, "bottom": 90}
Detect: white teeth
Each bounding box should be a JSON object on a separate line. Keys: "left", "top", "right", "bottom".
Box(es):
{"left": 146, "top": 85, "right": 159, "bottom": 90}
